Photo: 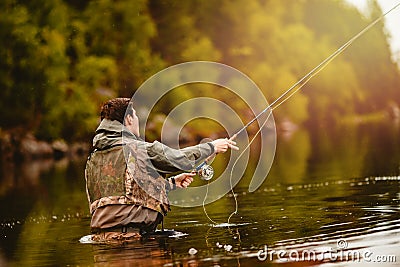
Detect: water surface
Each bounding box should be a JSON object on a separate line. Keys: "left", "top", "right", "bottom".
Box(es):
{"left": 0, "top": 122, "right": 399, "bottom": 266}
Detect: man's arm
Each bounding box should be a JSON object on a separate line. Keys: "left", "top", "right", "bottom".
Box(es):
{"left": 146, "top": 141, "right": 215, "bottom": 175}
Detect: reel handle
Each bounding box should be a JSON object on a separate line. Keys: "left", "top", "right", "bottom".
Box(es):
{"left": 195, "top": 161, "right": 214, "bottom": 181}
{"left": 194, "top": 135, "right": 236, "bottom": 181}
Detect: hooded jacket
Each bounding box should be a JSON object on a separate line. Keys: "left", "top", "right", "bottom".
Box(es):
{"left": 85, "top": 119, "right": 214, "bottom": 215}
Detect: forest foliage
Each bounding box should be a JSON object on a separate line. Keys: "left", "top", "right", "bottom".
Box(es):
{"left": 1, "top": 0, "right": 399, "bottom": 141}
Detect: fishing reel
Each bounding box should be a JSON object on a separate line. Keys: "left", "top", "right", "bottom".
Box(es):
{"left": 195, "top": 161, "right": 214, "bottom": 181}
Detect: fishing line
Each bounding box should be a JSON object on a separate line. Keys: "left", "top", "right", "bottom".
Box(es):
{"left": 202, "top": 180, "right": 218, "bottom": 225}
{"left": 201, "top": 1, "right": 400, "bottom": 225}
{"left": 202, "top": 111, "right": 272, "bottom": 226}
{"left": 224, "top": 62, "right": 330, "bottom": 225}
{"left": 227, "top": 110, "right": 272, "bottom": 225}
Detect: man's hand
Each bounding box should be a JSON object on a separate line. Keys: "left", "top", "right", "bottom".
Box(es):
{"left": 211, "top": 134, "right": 239, "bottom": 154}
{"left": 173, "top": 172, "right": 196, "bottom": 188}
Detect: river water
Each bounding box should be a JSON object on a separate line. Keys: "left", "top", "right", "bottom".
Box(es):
{"left": 0, "top": 121, "right": 399, "bottom": 266}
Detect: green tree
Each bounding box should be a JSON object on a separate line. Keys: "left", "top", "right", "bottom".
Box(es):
{"left": 0, "top": 1, "right": 47, "bottom": 129}
{"left": 1, "top": 0, "right": 399, "bottom": 143}
{"left": 303, "top": 0, "right": 400, "bottom": 118}
{"left": 83, "top": 0, "right": 164, "bottom": 97}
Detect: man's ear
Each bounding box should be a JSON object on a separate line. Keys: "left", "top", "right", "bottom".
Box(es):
{"left": 124, "top": 114, "right": 132, "bottom": 125}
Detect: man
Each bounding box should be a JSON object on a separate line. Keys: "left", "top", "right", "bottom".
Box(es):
{"left": 85, "top": 98, "right": 238, "bottom": 242}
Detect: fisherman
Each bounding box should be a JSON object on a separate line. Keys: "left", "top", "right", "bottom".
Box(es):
{"left": 85, "top": 98, "right": 238, "bottom": 242}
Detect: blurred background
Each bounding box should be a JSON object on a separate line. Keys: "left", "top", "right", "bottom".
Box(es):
{"left": 1, "top": 0, "right": 399, "bottom": 148}
{"left": 1, "top": 1, "right": 399, "bottom": 266}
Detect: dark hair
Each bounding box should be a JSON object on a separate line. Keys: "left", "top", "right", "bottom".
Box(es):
{"left": 100, "top": 98, "right": 133, "bottom": 123}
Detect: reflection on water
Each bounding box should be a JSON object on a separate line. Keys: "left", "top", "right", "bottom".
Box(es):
{"left": 0, "top": 122, "right": 399, "bottom": 266}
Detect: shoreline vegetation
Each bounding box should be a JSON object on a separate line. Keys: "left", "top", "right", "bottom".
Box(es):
{"left": 0, "top": 130, "right": 89, "bottom": 162}
{"left": 1, "top": 0, "right": 399, "bottom": 158}
{"left": 1, "top": 105, "right": 398, "bottom": 162}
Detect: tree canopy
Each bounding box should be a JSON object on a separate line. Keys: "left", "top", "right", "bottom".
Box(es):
{"left": 1, "top": 0, "right": 399, "bottom": 141}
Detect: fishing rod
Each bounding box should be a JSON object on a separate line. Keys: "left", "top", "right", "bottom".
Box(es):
{"left": 195, "top": 1, "right": 400, "bottom": 181}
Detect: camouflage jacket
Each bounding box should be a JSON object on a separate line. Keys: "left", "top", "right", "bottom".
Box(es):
{"left": 85, "top": 119, "right": 214, "bottom": 215}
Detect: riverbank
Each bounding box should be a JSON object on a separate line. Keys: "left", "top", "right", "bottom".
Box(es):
{"left": 1, "top": 106, "right": 398, "bottom": 162}
{"left": 0, "top": 130, "right": 89, "bottom": 162}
